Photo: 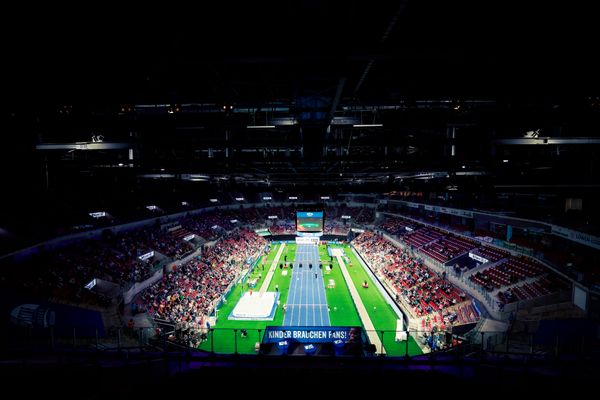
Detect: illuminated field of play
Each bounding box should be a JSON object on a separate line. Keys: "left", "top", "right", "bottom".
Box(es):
{"left": 198, "top": 242, "right": 422, "bottom": 356}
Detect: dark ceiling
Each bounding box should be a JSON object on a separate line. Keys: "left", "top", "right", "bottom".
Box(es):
{"left": 1, "top": 0, "right": 600, "bottom": 252}
{"left": 2, "top": 1, "right": 600, "bottom": 195}
{"left": 5, "top": 1, "right": 599, "bottom": 103}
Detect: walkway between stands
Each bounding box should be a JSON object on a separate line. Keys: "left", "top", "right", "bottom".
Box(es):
{"left": 259, "top": 243, "right": 286, "bottom": 295}
{"left": 335, "top": 254, "right": 386, "bottom": 355}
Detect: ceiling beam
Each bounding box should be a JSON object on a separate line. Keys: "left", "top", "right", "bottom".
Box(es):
{"left": 496, "top": 137, "right": 600, "bottom": 145}
{"left": 36, "top": 142, "right": 131, "bottom": 151}
{"left": 328, "top": 76, "right": 347, "bottom": 121}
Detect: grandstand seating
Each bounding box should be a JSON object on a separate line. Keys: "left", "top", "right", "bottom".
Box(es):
{"left": 469, "top": 245, "right": 510, "bottom": 263}
{"left": 497, "top": 276, "right": 558, "bottom": 304}
{"left": 0, "top": 202, "right": 573, "bottom": 347}
{"left": 270, "top": 220, "right": 295, "bottom": 234}
{"left": 380, "top": 216, "right": 420, "bottom": 237}
{"left": 469, "top": 256, "right": 546, "bottom": 291}
{"left": 141, "top": 229, "right": 266, "bottom": 347}
{"left": 356, "top": 208, "right": 375, "bottom": 224}
{"left": 403, "top": 228, "right": 444, "bottom": 248}
{"left": 420, "top": 235, "right": 478, "bottom": 263}
{"left": 353, "top": 231, "right": 475, "bottom": 322}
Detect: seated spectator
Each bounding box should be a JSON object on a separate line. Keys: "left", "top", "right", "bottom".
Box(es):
{"left": 140, "top": 229, "right": 266, "bottom": 348}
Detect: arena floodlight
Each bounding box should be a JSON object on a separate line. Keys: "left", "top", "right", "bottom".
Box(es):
{"left": 353, "top": 123, "right": 383, "bottom": 127}
{"left": 89, "top": 212, "right": 106, "bottom": 218}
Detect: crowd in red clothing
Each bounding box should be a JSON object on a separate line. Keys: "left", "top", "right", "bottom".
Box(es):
{"left": 141, "top": 230, "right": 266, "bottom": 340}
{"left": 353, "top": 231, "right": 473, "bottom": 320}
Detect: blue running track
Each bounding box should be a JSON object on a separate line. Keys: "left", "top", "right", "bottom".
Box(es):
{"left": 283, "top": 244, "right": 330, "bottom": 326}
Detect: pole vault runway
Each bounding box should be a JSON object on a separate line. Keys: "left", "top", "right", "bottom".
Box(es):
{"left": 283, "top": 243, "right": 330, "bottom": 326}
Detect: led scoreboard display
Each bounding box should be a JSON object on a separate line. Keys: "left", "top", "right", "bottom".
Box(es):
{"left": 296, "top": 211, "right": 324, "bottom": 233}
